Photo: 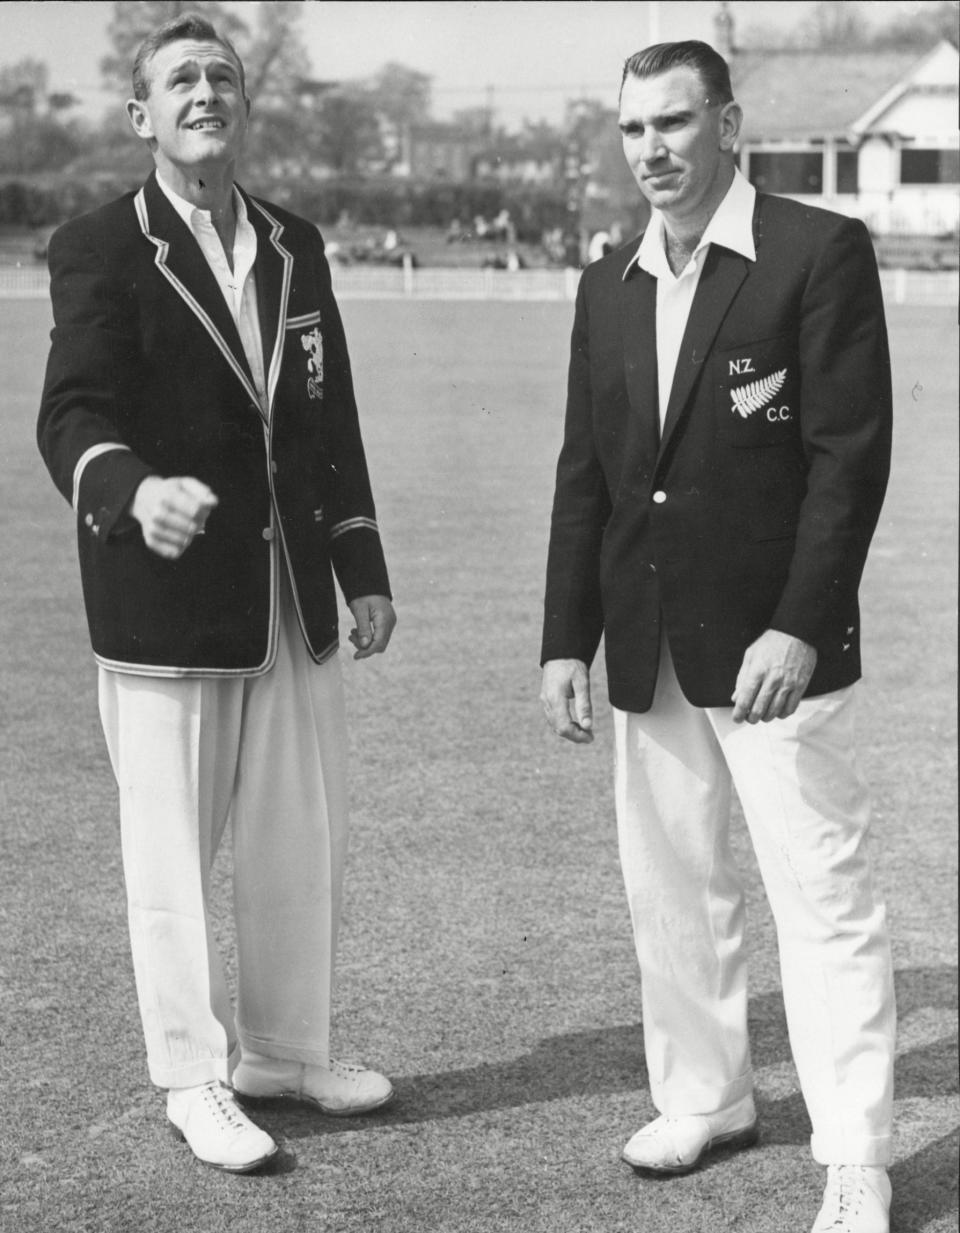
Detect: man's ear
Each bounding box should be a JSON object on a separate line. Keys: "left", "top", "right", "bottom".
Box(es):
{"left": 126, "top": 98, "right": 154, "bottom": 142}
{"left": 719, "top": 100, "right": 742, "bottom": 152}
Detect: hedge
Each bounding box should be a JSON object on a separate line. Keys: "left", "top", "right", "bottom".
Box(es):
{"left": 0, "top": 174, "right": 577, "bottom": 240}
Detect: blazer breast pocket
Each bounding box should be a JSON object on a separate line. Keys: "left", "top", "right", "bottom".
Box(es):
{"left": 284, "top": 308, "right": 324, "bottom": 404}
{"left": 714, "top": 334, "right": 800, "bottom": 448}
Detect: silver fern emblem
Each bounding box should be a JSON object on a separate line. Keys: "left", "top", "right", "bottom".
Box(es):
{"left": 730, "top": 368, "right": 787, "bottom": 418}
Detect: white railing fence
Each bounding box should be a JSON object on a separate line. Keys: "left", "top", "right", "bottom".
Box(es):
{"left": 1, "top": 263, "right": 956, "bottom": 307}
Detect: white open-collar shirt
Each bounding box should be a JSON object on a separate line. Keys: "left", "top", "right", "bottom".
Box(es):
{"left": 625, "top": 168, "right": 757, "bottom": 430}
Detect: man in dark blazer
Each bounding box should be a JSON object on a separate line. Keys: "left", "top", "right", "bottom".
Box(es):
{"left": 540, "top": 42, "right": 895, "bottom": 1233}
{"left": 38, "top": 15, "right": 396, "bottom": 1173}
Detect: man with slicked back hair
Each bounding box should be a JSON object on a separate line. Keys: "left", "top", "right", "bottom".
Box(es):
{"left": 541, "top": 39, "right": 895, "bottom": 1233}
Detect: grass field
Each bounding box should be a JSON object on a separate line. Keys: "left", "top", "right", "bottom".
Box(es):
{"left": 1, "top": 298, "right": 957, "bottom": 1233}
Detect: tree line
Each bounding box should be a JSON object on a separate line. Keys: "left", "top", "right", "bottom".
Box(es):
{"left": 0, "top": 0, "right": 956, "bottom": 230}
{"left": 0, "top": 2, "right": 436, "bottom": 180}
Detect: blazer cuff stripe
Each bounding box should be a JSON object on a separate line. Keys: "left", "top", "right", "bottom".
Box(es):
{"left": 72, "top": 443, "right": 131, "bottom": 511}
{"left": 329, "top": 517, "right": 379, "bottom": 541}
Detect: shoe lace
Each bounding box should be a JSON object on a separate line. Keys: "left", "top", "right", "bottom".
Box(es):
{"left": 202, "top": 1082, "right": 247, "bottom": 1130}
{"left": 822, "top": 1167, "right": 868, "bottom": 1224}
{"left": 328, "top": 1058, "right": 365, "bottom": 1079}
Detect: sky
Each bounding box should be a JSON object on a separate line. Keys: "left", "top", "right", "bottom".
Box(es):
{"left": 1, "top": 1, "right": 944, "bottom": 130}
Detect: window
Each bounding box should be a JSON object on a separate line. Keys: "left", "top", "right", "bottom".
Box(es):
{"left": 748, "top": 151, "right": 823, "bottom": 195}
{"left": 901, "top": 148, "right": 960, "bottom": 184}
{"left": 836, "top": 149, "right": 859, "bottom": 194}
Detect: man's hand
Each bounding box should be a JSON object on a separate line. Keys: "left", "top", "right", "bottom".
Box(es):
{"left": 129, "top": 476, "right": 218, "bottom": 560}
{"left": 348, "top": 595, "right": 396, "bottom": 659}
{"left": 540, "top": 658, "right": 594, "bottom": 743}
{"left": 731, "top": 630, "right": 818, "bottom": 724}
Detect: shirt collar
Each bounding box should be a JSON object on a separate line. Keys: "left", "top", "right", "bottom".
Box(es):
{"left": 624, "top": 167, "right": 756, "bottom": 282}
{"left": 156, "top": 172, "right": 247, "bottom": 233}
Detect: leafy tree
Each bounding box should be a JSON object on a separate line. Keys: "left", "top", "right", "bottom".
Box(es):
{"left": 517, "top": 120, "right": 566, "bottom": 162}
{"left": 371, "top": 61, "right": 431, "bottom": 122}
{"left": 0, "top": 59, "right": 84, "bottom": 174}
{"left": 240, "top": 2, "right": 312, "bottom": 183}
{"left": 869, "top": 0, "right": 959, "bottom": 48}
{"left": 563, "top": 96, "right": 610, "bottom": 181}
{"left": 451, "top": 106, "right": 496, "bottom": 138}
{"left": 310, "top": 86, "right": 384, "bottom": 176}
{"left": 0, "top": 59, "right": 50, "bottom": 115}
{"left": 290, "top": 63, "right": 435, "bottom": 180}
{"left": 368, "top": 61, "right": 431, "bottom": 143}
{"left": 244, "top": 2, "right": 309, "bottom": 99}
{"left": 742, "top": 0, "right": 958, "bottom": 50}
{"left": 794, "top": 1, "right": 870, "bottom": 49}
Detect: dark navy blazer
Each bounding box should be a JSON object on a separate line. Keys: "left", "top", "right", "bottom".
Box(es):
{"left": 39, "top": 172, "right": 390, "bottom": 676}
{"left": 541, "top": 193, "right": 892, "bottom": 713}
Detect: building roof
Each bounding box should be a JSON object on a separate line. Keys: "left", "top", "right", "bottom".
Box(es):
{"left": 733, "top": 46, "right": 938, "bottom": 141}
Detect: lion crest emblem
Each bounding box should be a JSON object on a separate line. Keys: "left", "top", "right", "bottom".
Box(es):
{"left": 301, "top": 326, "right": 324, "bottom": 401}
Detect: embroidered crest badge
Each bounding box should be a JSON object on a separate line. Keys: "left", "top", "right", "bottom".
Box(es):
{"left": 730, "top": 368, "right": 787, "bottom": 418}
{"left": 301, "top": 326, "right": 324, "bottom": 400}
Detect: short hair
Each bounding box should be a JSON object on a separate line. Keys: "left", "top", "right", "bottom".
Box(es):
{"left": 620, "top": 40, "right": 733, "bottom": 107}
{"left": 131, "top": 13, "right": 246, "bottom": 101}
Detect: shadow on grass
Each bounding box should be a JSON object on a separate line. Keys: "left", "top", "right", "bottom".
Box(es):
{"left": 248, "top": 1018, "right": 647, "bottom": 1147}
{"left": 243, "top": 965, "right": 957, "bottom": 1219}
{"left": 890, "top": 1127, "right": 960, "bottom": 1233}
{"left": 257, "top": 1147, "right": 299, "bottom": 1176}
{"left": 272, "top": 964, "right": 956, "bottom": 1133}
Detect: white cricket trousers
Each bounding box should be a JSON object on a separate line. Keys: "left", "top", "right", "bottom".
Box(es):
{"left": 98, "top": 585, "right": 349, "bottom": 1090}
{"left": 613, "top": 638, "right": 896, "bottom": 1165}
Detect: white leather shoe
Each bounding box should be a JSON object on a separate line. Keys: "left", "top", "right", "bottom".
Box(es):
{"left": 811, "top": 1166, "right": 891, "bottom": 1233}
{"left": 622, "top": 1100, "right": 759, "bottom": 1175}
{"left": 167, "top": 1081, "right": 278, "bottom": 1173}
{"left": 233, "top": 1053, "right": 395, "bottom": 1116}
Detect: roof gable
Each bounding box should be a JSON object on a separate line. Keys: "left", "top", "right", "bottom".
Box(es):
{"left": 734, "top": 42, "right": 956, "bottom": 140}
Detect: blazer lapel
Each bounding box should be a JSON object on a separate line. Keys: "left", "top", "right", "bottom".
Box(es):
{"left": 658, "top": 245, "right": 750, "bottom": 457}
{"left": 620, "top": 259, "right": 661, "bottom": 487}
{"left": 244, "top": 192, "right": 293, "bottom": 418}
{"left": 134, "top": 174, "right": 263, "bottom": 415}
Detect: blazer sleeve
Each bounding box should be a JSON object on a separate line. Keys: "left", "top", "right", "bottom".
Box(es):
{"left": 310, "top": 230, "right": 392, "bottom": 603}
{"left": 769, "top": 216, "right": 892, "bottom": 648}
{"left": 540, "top": 269, "right": 611, "bottom": 666}
{"left": 37, "top": 217, "right": 155, "bottom": 542}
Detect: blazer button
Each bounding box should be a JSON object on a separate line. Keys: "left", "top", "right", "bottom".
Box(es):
{"left": 652, "top": 490, "right": 667, "bottom": 504}
{"left": 262, "top": 526, "right": 275, "bottom": 541}
{"left": 84, "top": 512, "right": 94, "bottom": 527}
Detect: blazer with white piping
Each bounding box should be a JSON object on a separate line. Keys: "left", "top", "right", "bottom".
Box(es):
{"left": 38, "top": 171, "right": 390, "bottom": 676}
